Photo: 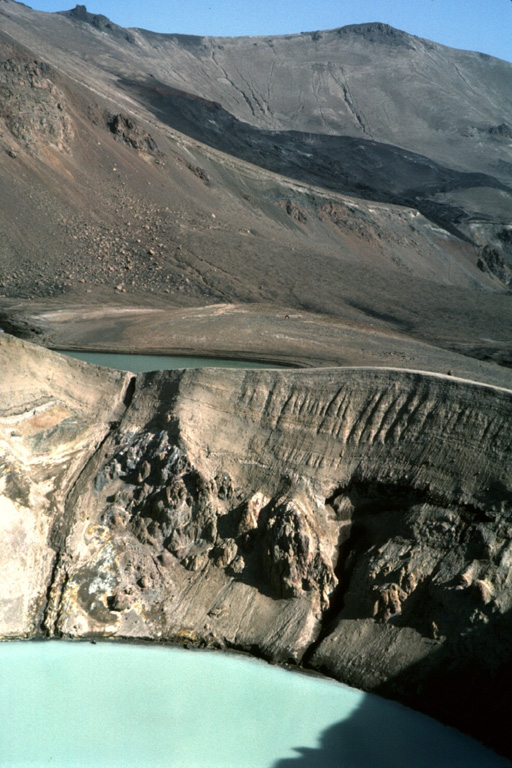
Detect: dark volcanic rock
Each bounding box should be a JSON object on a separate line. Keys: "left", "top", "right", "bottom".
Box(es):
{"left": 106, "top": 112, "right": 161, "bottom": 155}
{"left": 478, "top": 246, "right": 512, "bottom": 287}
{"left": 334, "top": 22, "right": 416, "bottom": 48}
{"left": 121, "top": 74, "right": 510, "bottom": 235}
{"left": 58, "top": 5, "right": 135, "bottom": 43}
{"left": 489, "top": 123, "right": 512, "bottom": 139}
{"left": 0, "top": 4, "right": 511, "bottom": 755}
{"left": 0, "top": 53, "right": 74, "bottom": 153}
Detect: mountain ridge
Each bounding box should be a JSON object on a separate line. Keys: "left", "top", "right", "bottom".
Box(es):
{"left": 30, "top": 3, "right": 511, "bottom": 64}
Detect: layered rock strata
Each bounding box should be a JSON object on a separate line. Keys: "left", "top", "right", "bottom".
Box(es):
{"left": 0, "top": 333, "right": 133, "bottom": 638}
{"left": 1, "top": 333, "right": 512, "bottom": 754}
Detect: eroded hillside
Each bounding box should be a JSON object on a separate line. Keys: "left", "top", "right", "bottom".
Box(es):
{"left": 0, "top": 1, "right": 511, "bottom": 364}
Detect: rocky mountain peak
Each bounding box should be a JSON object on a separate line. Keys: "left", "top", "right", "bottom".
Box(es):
{"left": 60, "top": 4, "right": 105, "bottom": 24}
{"left": 335, "top": 21, "right": 416, "bottom": 48}
{"left": 58, "top": 4, "right": 135, "bottom": 42}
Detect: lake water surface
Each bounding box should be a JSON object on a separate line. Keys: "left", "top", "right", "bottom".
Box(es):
{"left": 61, "top": 351, "right": 283, "bottom": 372}
{"left": 0, "top": 641, "right": 509, "bottom": 768}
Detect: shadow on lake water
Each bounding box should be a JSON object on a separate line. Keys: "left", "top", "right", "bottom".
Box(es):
{"left": 272, "top": 691, "right": 511, "bottom": 768}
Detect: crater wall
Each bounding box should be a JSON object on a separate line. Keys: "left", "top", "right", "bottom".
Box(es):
{"left": 1, "top": 334, "right": 511, "bottom": 753}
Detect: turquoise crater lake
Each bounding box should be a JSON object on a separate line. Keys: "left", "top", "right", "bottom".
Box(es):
{"left": 0, "top": 641, "right": 509, "bottom": 768}
{"left": 60, "top": 351, "right": 285, "bottom": 372}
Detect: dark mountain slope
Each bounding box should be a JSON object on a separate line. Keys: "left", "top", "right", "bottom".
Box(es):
{"left": 6, "top": 5, "right": 510, "bottom": 173}
{"left": 119, "top": 74, "right": 511, "bottom": 240}
{"left": 0, "top": 1, "right": 511, "bottom": 362}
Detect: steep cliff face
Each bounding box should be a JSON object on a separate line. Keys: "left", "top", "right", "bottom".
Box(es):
{"left": 1, "top": 334, "right": 512, "bottom": 752}
{"left": 0, "top": 334, "right": 133, "bottom": 637}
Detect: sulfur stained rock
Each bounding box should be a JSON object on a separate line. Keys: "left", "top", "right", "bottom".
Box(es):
{"left": 0, "top": 334, "right": 132, "bottom": 638}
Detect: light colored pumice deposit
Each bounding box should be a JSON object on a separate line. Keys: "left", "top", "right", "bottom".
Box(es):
{"left": 1, "top": 332, "right": 511, "bottom": 752}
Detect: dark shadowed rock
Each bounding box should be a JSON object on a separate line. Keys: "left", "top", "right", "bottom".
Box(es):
{"left": 58, "top": 5, "right": 135, "bottom": 43}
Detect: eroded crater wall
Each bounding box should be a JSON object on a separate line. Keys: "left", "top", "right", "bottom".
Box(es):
{"left": 1, "top": 335, "right": 511, "bottom": 752}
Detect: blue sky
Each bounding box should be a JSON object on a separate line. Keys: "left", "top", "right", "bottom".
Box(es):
{"left": 27, "top": 0, "right": 512, "bottom": 62}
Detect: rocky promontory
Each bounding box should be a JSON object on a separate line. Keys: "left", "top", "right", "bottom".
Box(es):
{"left": 1, "top": 332, "right": 512, "bottom": 756}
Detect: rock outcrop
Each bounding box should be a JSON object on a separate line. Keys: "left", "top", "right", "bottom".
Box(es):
{"left": 0, "top": 334, "right": 133, "bottom": 638}
{"left": 0, "top": 52, "right": 74, "bottom": 154}
{"left": 1, "top": 333, "right": 512, "bottom": 755}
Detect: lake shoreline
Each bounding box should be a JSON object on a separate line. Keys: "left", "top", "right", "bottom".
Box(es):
{"left": 2, "top": 298, "right": 512, "bottom": 388}
{"left": 4, "top": 640, "right": 510, "bottom": 767}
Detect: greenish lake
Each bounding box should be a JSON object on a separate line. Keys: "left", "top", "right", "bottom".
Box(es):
{"left": 60, "top": 351, "right": 284, "bottom": 372}
{"left": 0, "top": 641, "right": 509, "bottom": 768}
